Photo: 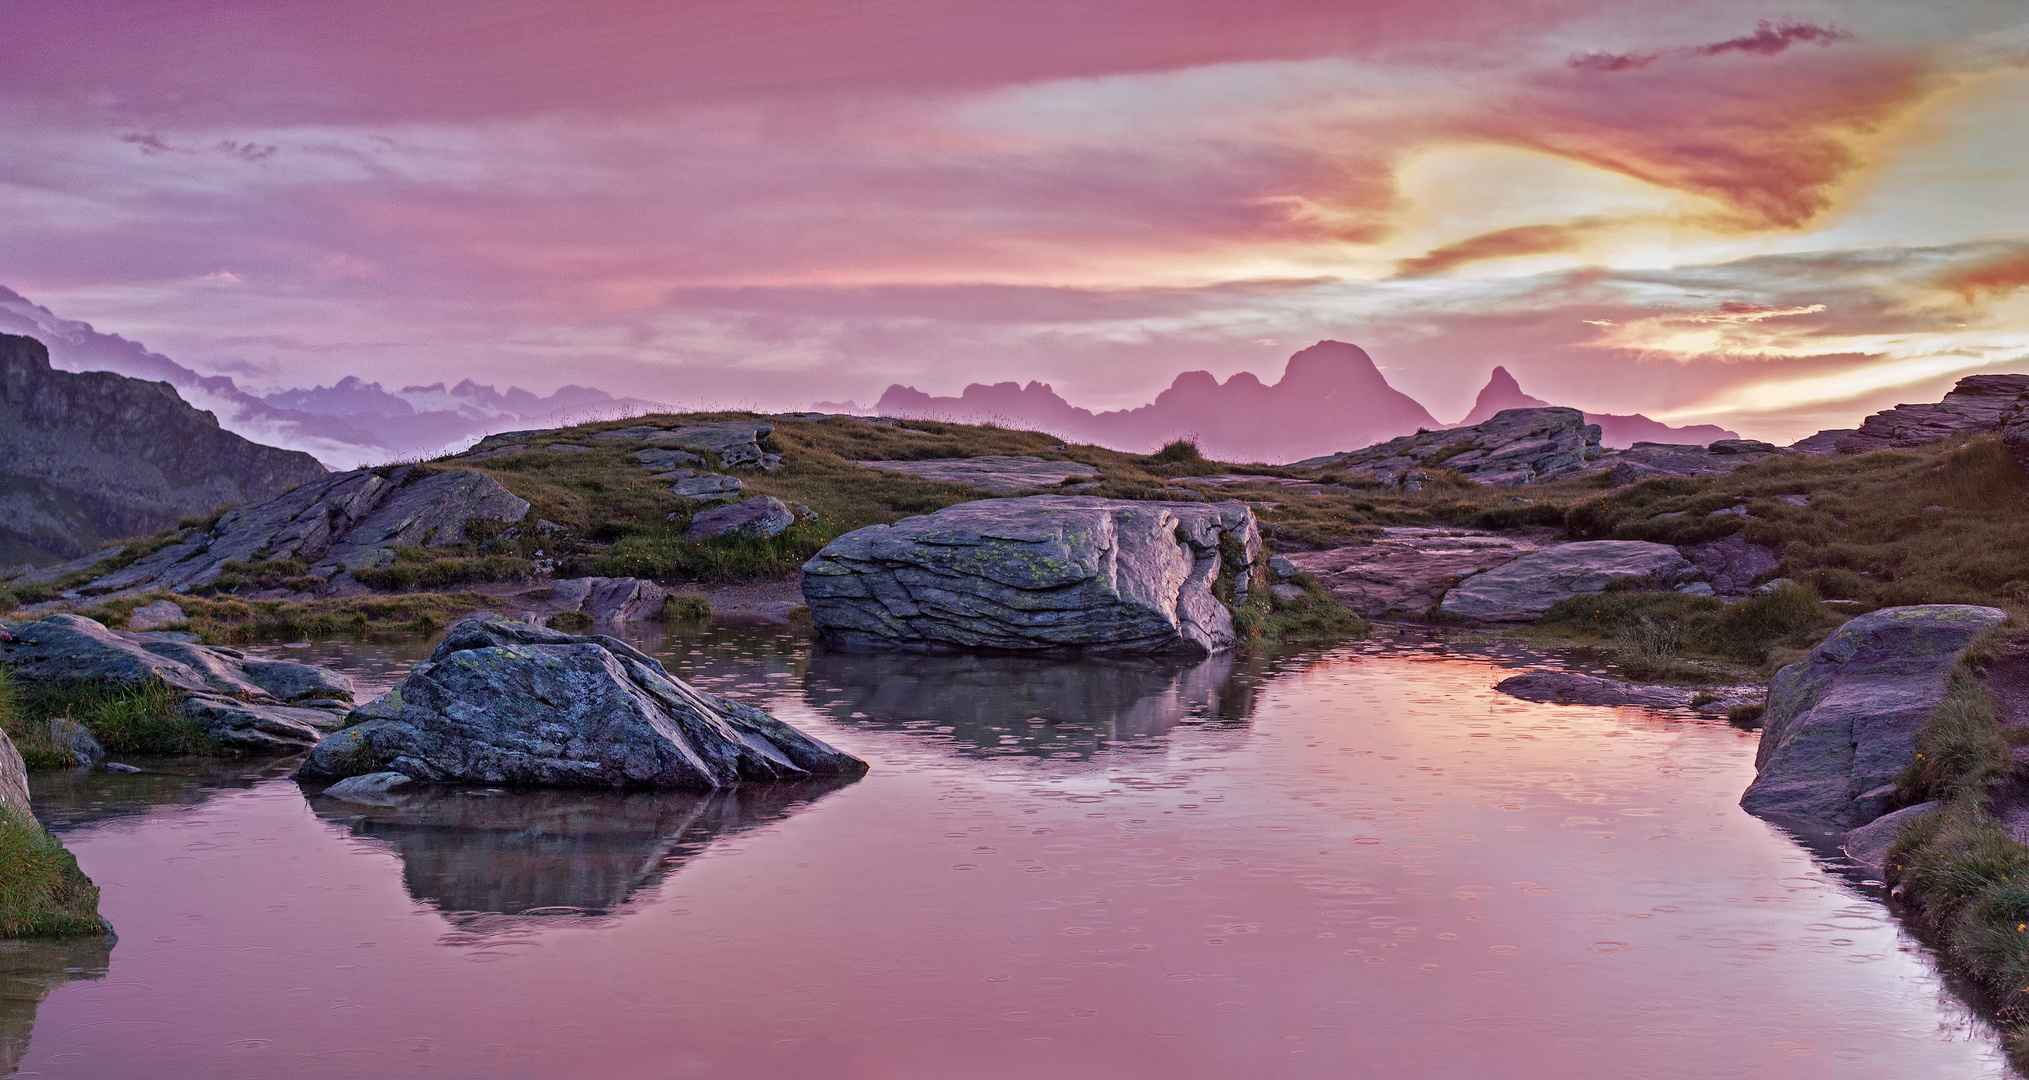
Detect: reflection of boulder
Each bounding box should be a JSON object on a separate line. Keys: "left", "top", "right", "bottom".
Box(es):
{"left": 0, "top": 936, "right": 112, "bottom": 1075}
{"left": 804, "top": 649, "right": 1251, "bottom": 760}
{"left": 307, "top": 781, "right": 850, "bottom": 921}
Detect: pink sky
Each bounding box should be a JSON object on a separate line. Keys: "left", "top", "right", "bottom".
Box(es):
{"left": 6, "top": 0, "right": 2029, "bottom": 441}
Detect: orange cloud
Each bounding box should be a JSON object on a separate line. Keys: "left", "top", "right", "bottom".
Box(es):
{"left": 1395, "top": 219, "right": 1610, "bottom": 276}
{"left": 1935, "top": 249, "right": 2029, "bottom": 304}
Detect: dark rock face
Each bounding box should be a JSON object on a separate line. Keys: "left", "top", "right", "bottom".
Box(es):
{"left": 685, "top": 496, "right": 794, "bottom": 540}
{"left": 1439, "top": 541, "right": 1698, "bottom": 622}
{"left": 0, "top": 614, "right": 354, "bottom": 751}
{"left": 1742, "top": 605, "right": 2006, "bottom": 828}
{"left": 1284, "top": 528, "right": 1540, "bottom": 618}
{"left": 802, "top": 495, "right": 1260, "bottom": 658}
{"left": 0, "top": 333, "right": 328, "bottom": 567}
{"left": 1835, "top": 374, "right": 2029, "bottom": 454}
{"left": 46, "top": 464, "right": 528, "bottom": 598}
{"left": 1683, "top": 533, "right": 1781, "bottom": 595}
{"left": 593, "top": 421, "right": 780, "bottom": 470}
{"left": 1293, "top": 407, "right": 1603, "bottom": 487}
{"left": 298, "top": 615, "right": 868, "bottom": 789}
{"left": 548, "top": 577, "right": 670, "bottom": 624}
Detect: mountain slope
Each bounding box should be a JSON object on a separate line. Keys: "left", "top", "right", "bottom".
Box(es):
{"left": 0, "top": 334, "right": 328, "bottom": 567}
{"left": 1456, "top": 365, "right": 1737, "bottom": 449}
{"left": 876, "top": 340, "right": 1440, "bottom": 463}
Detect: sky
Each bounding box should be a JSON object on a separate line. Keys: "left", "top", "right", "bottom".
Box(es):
{"left": 5, "top": 0, "right": 2029, "bottom": 442}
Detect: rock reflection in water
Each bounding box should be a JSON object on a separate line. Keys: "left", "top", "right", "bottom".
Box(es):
{"left": 804, "top": 648, "right": 1257, "bottom": 759}
{"left": 307, "top": 780, "right": 852, "bottom": 925}
{"left": 0, "top": 937, "right": 111, "bottom": 1077}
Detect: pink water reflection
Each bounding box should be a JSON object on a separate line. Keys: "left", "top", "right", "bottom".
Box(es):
{"left": 11, "top": 637, "right": 2010, "bottom": 1079}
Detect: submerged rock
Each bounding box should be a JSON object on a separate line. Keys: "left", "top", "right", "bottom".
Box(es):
{"left": 298, "top": 615, "right": 868, "bottom": 789}
{"left": 0, "top": 614, "right": 354, "bottom": 751}
{"left": 1285, "top": 528, "right": 1539, "bottom": 619}
{"left": 1495, "top": 671, "right": 1758, "bottom": 714}
{"left": 1741, "top": 605, "right": 2006, "bottom": 828}
{"left": 1438, "top": 541, "right": 1698, "bottom": 623}
{"left": 801, "top": 495, "right": 1261, "bottom": 658}
{"left": 855, "top": 456, "right": 1099, "bottom": 496}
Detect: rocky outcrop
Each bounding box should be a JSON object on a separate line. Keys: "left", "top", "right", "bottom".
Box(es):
{"left": 548, "top": 577, "right": 670, "bottom": 624}
{"left": 1588, "top": 440, "right": 1787, "bottom": 484}
{"left": 1284, "top": 528, "right": 1541, "bottom": 618}
{"left": 1836, "top": 375, "right": 2029, "bottom": 454}
{"left": 44, "top": 464, "right": 528, "bottom": 598}
{"left": 802, "top": 495, "right": 1261, "bottom": 657}
{"left": 855, "top": 456, "right": 1099, "bottom": 495}
{"left": 591, "top": 421, "right": 780, "bottom": 470}
{"left": 1438, "top": 540, "right": 1698, "bottom": 622}
{"left": 298, "top": 615, "right": 868, "bottom": 788}
{"left": 1683, "top": 533, "right": 1781, "bottom": 595}
{"left": 1292, "top": 407, "right": 1604, "bottom": 487}
{"left": 1495, "top": 671, "right": 1759, "bottom": 714}
{"left": 684, "top": 496, "right": 794, "bottom": 540}
{"left": 0, "top": 333, "right": 328, "bottom": 567}
{"left": 663, "top": 471, "right": 744, "bottom": 503}
{"left": 1742, "top": 605, "right": 2006, "bottom": 828}
{"left": 0, "top": 614, "right": 355, "bottom": 751}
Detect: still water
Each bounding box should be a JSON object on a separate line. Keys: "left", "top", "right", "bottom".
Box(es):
{"left": 3, "top": 624, "right": 2012, "bottom": 1079}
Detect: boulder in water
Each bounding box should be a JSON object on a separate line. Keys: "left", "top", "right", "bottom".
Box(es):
{"left": 298, "top": 615, "right": 868, "bottom": 789}
{"left": 1741, "top": 605, "right": 2005, "bottom": 828}
{"left": 801, "top": 495, "right": 1260, "bottom": 658}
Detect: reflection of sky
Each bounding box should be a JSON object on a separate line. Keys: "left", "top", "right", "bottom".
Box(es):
{"left": 16, "top": 628, "right": 2013, "bottom": 1078}
{"left": 5, "top": 4, "right": 2029, "bottom": 445}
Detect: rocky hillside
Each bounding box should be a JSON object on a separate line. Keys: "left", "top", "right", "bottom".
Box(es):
{"left": 0, "top": 334, "right": 327, "bottom": 568}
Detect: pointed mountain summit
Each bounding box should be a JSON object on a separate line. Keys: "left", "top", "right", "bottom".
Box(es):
{"left": 1459, "top": 366, "right": 1551, "bottom": 426}
{"left": 874, "top": 340, "right": 1438, "bottom": 463}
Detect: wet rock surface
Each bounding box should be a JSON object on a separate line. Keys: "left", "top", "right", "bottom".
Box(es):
{"left": 56, "top": 465, "right": 528, "bottom": 598}
{"left": 1283, "top": 528, "right": 1541, "bottom": 618}
{"left": 0, "top": 613, "right": 355, "bottom": 751}
{"left": 1291, "top": 407, "right": 1603, "bottom": 487}
{"left": 1842, "top": 801, "right": 1940, "bottom": 869}
{"left": 1439, "top": 541, "right": 1698, "bottom": 622}
{"left": 298, "top": 615, "right": 868, "bottom": 788}
{"left": 1742, "top": 604, "right": 2006, "bottom": 828}
{"left": 803, "top": 495, "right": 1260, "bottom": 658}
{"left": 684, "top": 496, "right": 795, "bottom": 540}
{"left": 855, "top": 455, "right": 1100, "bottom": 495}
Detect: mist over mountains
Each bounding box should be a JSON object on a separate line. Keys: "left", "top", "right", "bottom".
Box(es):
{"left": 876, "top": 342, "right": 1735, "bottom": 463}
{"left": 0, "top": 286, "right": 660, "bottom": 468}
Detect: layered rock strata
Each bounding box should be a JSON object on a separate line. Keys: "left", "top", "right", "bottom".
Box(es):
{"left": 34, "top": 465, "right": 528, "bottom": 598}
{"left": 0, "top": 614, "right": 355, "bottom": 751}
{"left": 1291, "top": 407, "right": 1604, "bottom": 487}
{"left": 1438, "top": 540, "right": 1698, "bottom": 622}
{"left": 298, "top": 615, "right": 867, "bottom": 788}
{"left": 1836, "top": 375, "right": 2029, "bottom": 454}
{"left": 1741, "top": 605, "right": 2006, "bottom": 828}
{"left": 802, "top": 495, "right": 1261, "bottom": 657}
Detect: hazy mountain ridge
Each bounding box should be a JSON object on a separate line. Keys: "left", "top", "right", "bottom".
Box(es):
{"left": 0, "top": 286, "right": 662, "bottom": 468}
{"left": 0, "top": 333, "right": 328, "bottom": 567}
{"left": 875, "top": 345, "right": 1731, "bottom": 462}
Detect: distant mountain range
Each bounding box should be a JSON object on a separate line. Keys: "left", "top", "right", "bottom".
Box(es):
{"left": 874, "top": 343, "right": 1734, "bottom": 463}
{"left": 0, "top": 286, "right": 662, "bottom": 468}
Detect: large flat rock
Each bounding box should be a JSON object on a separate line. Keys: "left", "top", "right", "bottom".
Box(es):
{"left": 855, "top": 456, "right": 1099, "bottom": 495}
{"left": 594, "top": 421, "right": 779, "bottom": 469}
{"left": 1283, "top": 528, "right": 1538, "bottom": 618}
{"left": 1438, "top": 540, "right": 1697, "bottom": 622}
{"left": 298, "top": 615, "right": 867, "bottom": 789}
{"left": 1742, "top": 604, "right": 2005, "bottom": 828}
{"left": 802, "top": 495, "right": 1260, "bottom": 658}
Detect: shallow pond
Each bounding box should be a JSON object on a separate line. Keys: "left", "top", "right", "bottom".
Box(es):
{"left": 3, "top": 624, "right": 2012, "bottom": 1078}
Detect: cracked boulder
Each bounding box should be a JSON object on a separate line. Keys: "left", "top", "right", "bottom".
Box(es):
{"left": 297, "top": 615, "right": 867, "bottom": 789}
{"left": 801, "top": 495, "right": 1260, "bottom": 658}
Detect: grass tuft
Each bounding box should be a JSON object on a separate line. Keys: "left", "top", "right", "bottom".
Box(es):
{"left": 0, "top": 809, "right": 108, "bottom": 938}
